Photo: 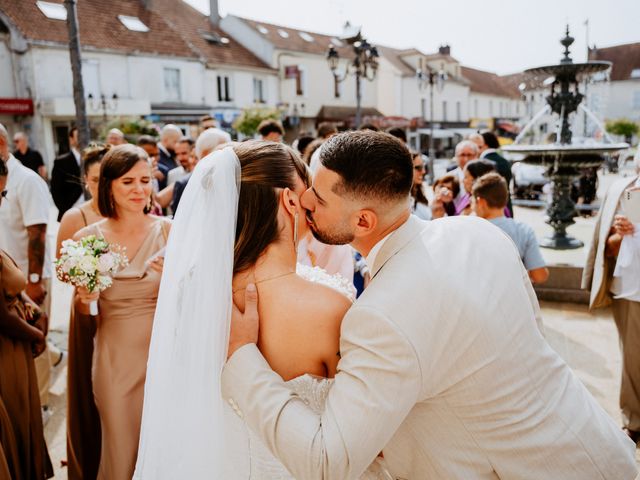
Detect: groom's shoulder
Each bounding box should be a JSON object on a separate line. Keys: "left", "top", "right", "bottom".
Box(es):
{"left": 403, "top": 215, "right": 506, "bottom": 256}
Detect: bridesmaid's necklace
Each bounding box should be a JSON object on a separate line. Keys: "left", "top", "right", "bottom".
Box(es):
{"left": 232, "top": 271, "right": 296, "bottom": 294}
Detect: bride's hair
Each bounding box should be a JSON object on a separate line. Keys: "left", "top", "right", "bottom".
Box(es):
{"left": 232, "top": 140, "right": 309, "bottom": 275}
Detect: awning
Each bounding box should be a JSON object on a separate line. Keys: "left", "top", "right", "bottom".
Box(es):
{"left": 317, "top": 105, "right": 384, "bottom": 121}
{"left": 150, "top": 103, "right": 213, "bottom": 122}
{"left": 410, "top": 128, "right": 457, "bottom": 139}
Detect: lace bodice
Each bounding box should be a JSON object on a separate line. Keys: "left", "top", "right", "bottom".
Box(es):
{"left": 296, "top": 263, "right": 356, "bottom": 301}
{"left": 243, "top": 375, "right": 332, "bottom": 479}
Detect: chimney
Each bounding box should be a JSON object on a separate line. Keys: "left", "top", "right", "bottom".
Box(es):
{"left": 438, "top": 45, "right": 451, "bottom": 56}
{"left": 209, "top": 0, "right": 220, "bottom": 27}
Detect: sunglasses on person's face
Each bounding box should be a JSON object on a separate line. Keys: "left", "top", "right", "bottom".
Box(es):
{"left": 414, "top": 165, "right": 426, "bottom": 171}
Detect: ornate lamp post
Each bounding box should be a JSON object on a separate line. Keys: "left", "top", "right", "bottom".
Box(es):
{"left": 416, "top": 65, "right": 446, "bottom": 184}
{"left": 327, "top": 34, "right": 379, "bottom": 129}
{"left": 88, "top": 93, "right": 119, "bottom": 123}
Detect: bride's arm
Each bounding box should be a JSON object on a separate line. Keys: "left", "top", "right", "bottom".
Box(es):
{"left": 222, "top": 305, "right": 421, "bottom": 480}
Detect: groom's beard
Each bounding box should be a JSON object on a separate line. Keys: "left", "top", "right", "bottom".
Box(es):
{"left": 306, "top": 211, "right": 354, "bottom": 245}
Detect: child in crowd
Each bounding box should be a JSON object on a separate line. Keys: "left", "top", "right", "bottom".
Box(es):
{"left": 472, "top": 173, "right": 549, "bottom": 284}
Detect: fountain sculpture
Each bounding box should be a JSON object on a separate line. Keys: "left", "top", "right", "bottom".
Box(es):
{"left": 503, "top": 27, "right": 628, "bottom": 249}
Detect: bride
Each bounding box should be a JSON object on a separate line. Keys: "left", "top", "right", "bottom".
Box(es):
{"left": 133, "top": 141, "right": 389, "bottom": 479}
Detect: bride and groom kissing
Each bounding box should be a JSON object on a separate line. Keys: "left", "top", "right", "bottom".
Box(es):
{"left": 134, "top": 131, "right": 638, "bottom": 479}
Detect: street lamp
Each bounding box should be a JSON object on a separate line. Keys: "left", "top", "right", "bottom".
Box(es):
{"left": 416, "top": 65, "right": 446, "bottom": 184}
{"left": 327, "top": 34, "right": 379, "bottom": 129}
{"left": 88, "top": 93, "right": 119, "bottom": 123}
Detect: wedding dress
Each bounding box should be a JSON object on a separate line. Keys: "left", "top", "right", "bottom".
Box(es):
{"left": 134, "top": 148, "right": 391, "bottom": 479}
{"left": 223, "top": 265, "right": 392, "bottom": 480}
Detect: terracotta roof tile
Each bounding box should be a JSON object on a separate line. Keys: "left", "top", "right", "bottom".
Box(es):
{"left": 152, "top": 0, "right": 271, "bottom": 70}
{"left": 376, "top": 46, "right": 417, "bottom": 76}
{"left": 236, "top": 16, "right": 355, "bottom": 58}
{"left": 0, "top": 0, "right": 196, "bottom": 58}
{"left": 461, "top": 66, "right": 520, "bottom": 99}
{"left": 589, "top": 42, "right": 640, "bottom": 81}
{"left": 0, "top": 0, "right": 271, "bottom": 70}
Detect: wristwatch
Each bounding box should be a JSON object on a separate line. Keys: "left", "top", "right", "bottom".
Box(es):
{"left": 29, "top": 273, "right": 41, "bottom": 284}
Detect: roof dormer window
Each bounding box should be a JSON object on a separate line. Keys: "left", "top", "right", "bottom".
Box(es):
{"left": 330, "top": 38, "right": 343, "bottom": 47}
{"left": 299, "top": 32, "right": 314, "bottom": 42}
{"left": 257, "top": 25, "right": 269, "bottom": 35}
{"left": 36, "top": 1, "right": 67, "bottom": 21}
{"left": 277, "top": 29, "right": 289, "bottom": 38}
{"left": 118, "top": 15, "right": 150, "bottom": 33}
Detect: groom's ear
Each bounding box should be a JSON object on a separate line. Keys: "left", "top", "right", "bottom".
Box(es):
{"left": 353, "top": 209, "right": 377, "bottom": 237}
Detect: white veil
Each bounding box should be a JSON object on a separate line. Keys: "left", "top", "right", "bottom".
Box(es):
{"left": 133, "top": 147, "right": 240, "bottom": 479}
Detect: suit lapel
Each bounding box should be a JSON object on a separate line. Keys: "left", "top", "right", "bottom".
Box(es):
{"left": 370, "top": 215, "right": 426, "bottom": 280}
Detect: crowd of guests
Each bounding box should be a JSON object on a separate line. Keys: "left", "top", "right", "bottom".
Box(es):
{"left": 0, "top": 115, "right": 637, "bottom": 479}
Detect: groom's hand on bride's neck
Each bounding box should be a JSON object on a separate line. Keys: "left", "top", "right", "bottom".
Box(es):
{"left": 227, "top": 284, "right": 260, "bottom": 360}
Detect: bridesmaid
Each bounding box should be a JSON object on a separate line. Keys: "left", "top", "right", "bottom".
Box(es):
{"left": 74, "top": 144, "right": 170, "bottom": 480}
{"left": 0, "top": 161, "right": 53, "bottom": 479}
{"left": 55, "top": 144, "right": 109, "bottom": 480}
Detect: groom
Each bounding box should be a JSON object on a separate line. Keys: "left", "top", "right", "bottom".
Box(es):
{"left": 223, "top": 131, "right": 638, "bottom": 479}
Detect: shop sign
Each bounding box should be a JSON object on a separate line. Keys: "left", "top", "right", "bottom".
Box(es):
{"left": 0, "top": 98, "right": 34, "bottom": 115}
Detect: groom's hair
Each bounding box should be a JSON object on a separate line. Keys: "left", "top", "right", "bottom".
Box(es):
{"left": 232, "top": 140, "right": 308, "bottom": 274}
{"left": 320, "top": 130, "right": 413, "bottom": 202}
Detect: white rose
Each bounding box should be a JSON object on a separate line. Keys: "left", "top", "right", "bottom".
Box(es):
{"left": 78, "top": 256, "right": 97, "bottom": 276}
{"left": 97, "top": 253, "right": 115, "bottom": 273}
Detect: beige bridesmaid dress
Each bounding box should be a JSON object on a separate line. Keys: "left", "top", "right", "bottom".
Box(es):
{"left": 87, "top": 218, "right": 168, "bottom": 480}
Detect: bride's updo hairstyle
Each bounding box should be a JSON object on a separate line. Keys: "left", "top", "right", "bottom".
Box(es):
{"left": 232, "top": 140, "right": 310, "bottom": 275}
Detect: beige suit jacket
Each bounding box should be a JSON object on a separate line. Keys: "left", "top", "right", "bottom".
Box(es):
{"left": 582, "top": 175, "right": 638, "bottom": 308}
{"left": 223, "top": 215, "right": 638, "bottom": 479}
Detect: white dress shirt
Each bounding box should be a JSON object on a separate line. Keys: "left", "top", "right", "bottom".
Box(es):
{"left": 0, "top": 155, "right": 53, "bottom": 277}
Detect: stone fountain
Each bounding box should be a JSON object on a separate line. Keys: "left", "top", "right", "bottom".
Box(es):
{"left": 503, "top": 27, "right": 628, "bottom": 249}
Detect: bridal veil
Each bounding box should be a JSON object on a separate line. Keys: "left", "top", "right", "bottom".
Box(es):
{"left": 134, "top": 147, "right": 240, "bottom": 479}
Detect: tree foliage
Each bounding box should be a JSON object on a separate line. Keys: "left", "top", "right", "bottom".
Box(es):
{"left": 233, "top": 106, "right": 281, "bottom": 136}
{"left": 605, "top": 119, "right": 639, "bottom": 140}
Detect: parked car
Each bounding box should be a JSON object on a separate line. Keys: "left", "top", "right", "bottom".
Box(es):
{"left": 511, "top": 162, "right": 548, "bottom": 200}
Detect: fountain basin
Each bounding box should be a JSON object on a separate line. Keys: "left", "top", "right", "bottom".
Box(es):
{"left": 503, "top": 143, "right": 629, "bottom": 156}
{"left": 503, "top": 143, "right": 629, "bottom": 169}
{"left": 526, "top": 61, "right": 611, "bottom": 79}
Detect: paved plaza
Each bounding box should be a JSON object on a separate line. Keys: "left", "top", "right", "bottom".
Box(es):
{"left": 42, "top": 166, "right": 640, "bottom": 477}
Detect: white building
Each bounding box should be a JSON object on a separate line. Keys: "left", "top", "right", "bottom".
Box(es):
{"left": 0, "top": 0, "right": 276, "bottom": 167}
{"left": 589, "top": 42, "right": 640, "bottom": 130}
{"left": 221, "top": 15, "right": 389, "bottom": 134}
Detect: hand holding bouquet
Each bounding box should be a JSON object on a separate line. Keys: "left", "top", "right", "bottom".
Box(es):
{"left": 55, "top": 235, "right": 129, "bottom": 316}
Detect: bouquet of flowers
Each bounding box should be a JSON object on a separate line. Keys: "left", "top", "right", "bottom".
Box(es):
{"left": 55, "top": 235, "right": 129, "bottom": 316}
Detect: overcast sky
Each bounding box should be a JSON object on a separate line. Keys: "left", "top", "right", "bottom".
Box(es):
{"left": 184, "top": 0, "right": 638, "bottom": 75}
